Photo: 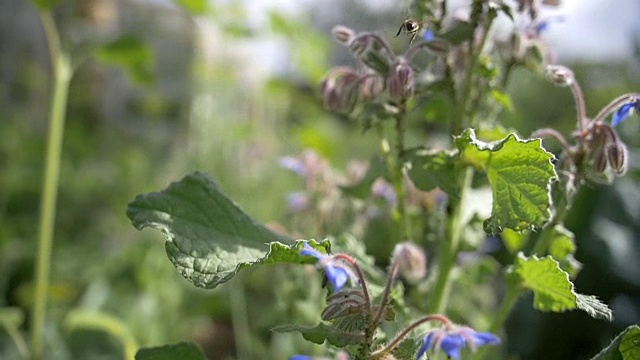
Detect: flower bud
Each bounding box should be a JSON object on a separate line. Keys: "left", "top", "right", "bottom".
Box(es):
{"left": 320, "top": 67, "right": 361, "bottom": 113}
{"left": 545, "top": 65, "right": 574, "bottom": 86}
{"left": 349, "top": 32, "right": 394, "bottom": 74}
{"left": 606, "top": 142, "right": 629, "bottom": 175}
{"left": 591, "top": 147, "right": 608, "bottom": 173}
{"left": 387, "top": 57, "right": 414, "bottom": 101}
{"left": 332, "top": 25, "right": 355, "bottom": 46}
{"left": 321, "top": 290, "right": 366, "bottom": 321}
{"left": 360, "top": 73, "right": 385, "bottom": 100}
{"left": 391, "top": 242, "right": 426, "bottom": 284}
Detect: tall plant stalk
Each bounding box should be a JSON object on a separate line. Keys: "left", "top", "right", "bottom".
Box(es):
{"left": 30, "top": 11, "right": 72, "bottom": 360}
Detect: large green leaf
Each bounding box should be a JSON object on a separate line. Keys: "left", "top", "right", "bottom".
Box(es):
{"left": 455, "top": 129, "right": 557, "bottom": 233}
{"left": 590, "top": 325, "right": 640, "bottom": 360}
{"left": 173, "top": 0, "right": 208, "bottom": 14}
{"left": 135, "top": 342, "right": 206, "bottom": 360}
{"left": 509, "top": 253, "right": 612, "bottom": 320}
{"left": 127, "top": 172, "right": 328, "bottom": 289}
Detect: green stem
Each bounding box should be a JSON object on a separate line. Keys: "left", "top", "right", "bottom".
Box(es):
{"left": 472, "top": 284, "right": 522, "bottom": 360}
{"left": 427, "top": 167, "right": 474, "bottom": 314}
{"left": 30, "top": 12, "right": 72, "bottom": 360}
{"left": 229, "top": 274, "right": 251, "bottom": 360}
{"left": 2, "top": 321, "right": 29, "bottom": 359}
{"left": 393, "top": 114, "right": 412, "bottom": 240}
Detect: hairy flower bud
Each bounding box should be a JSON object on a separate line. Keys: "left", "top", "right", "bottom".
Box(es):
{"left": 321, "top": 290, "right": 366, "bottom": 321}
{"left": 387, "top": 57, "right": 414, "bottom": 101}
{"left": 606, "top": 142, "right": 629, "bottom": 175}
{"left": 332, "top": 25, "right": 355, "bottom": 46}
{"left": 391, "top": 242, "right": 426, "bottom": 284}
{"left": 349, "top": 32, "right": 394, "bottom": 74}
{"left": 591, "top": 147, "right": 608, "bottom": 173}
{"left": 546, "top": 64, "right": 574, "bottom": 86}
{"left": 360, "top": 73, "right": 385, "bottom": 100}
{"left": 320, "top": 67, "right": 361, "bottom": 113}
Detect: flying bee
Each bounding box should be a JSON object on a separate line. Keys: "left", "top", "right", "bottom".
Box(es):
{"left": 395, "top": 19, "right": 421, "bottom": 45}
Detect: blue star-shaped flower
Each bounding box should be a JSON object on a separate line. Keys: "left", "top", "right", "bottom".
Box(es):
{"left": 612, "top": 98, "right": 639, "bottom": 127}
{"left": 300, "top": 243, "right": 351, "bottom": 291}
{"left": 289, "top": 356, "right": 312, "bottom": 360}
{"left": 416, "top": 326, "right": 499, "bottom": 359}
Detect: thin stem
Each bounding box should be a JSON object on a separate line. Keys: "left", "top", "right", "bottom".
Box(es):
{"left": 531, "top": 127, "right": 572, "bottom": 154}
{"left": 457, "top": 11, "right": 496, "bottom": 131}
{"left": 371, "top": 262, "right": 399, "bottom": 328}
{"left": 569, "top": 80, "right": 588, "bottom": 133}
{"left": 591, "top": 93, "right": 640, "bottom": 125}
{"left": 333, "top": 254, "right": 372, "bottom": 316}
{"left": 370, "top": 314, "right": 452, "bottom": 359}
{"left": 229, "top": 273, "right": 251, "bottom": 360}
{"left": 473, "top": 284, "right": 521, "bottom": 360}
{"left": 31, "top": 11, "right": 72, "bottom": 360}
{"left": 393, "top": 114, "right": 412, "bottom": 239}
{"left": 427, "top": 166, "right": 474, "bottom": 314}
{"left": 2, "top": 321, "right": 29, "bottom": 359}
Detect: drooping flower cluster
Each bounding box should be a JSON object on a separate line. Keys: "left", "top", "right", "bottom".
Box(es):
{"left": 416, "top": 325, "right": 500, "bottom": 359}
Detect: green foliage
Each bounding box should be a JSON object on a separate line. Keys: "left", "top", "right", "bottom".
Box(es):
{"left": 135, "top": 342, "right": 206, "bottom": 360}
{"left": 590, "top": 325, "right": 640, "bottom": 360}
{"left": 272, "top": 323, "right": 365, "bottom": 347}
{"left": 95, "top": 36, "right": 155, "bottom": 84}
{"left": 30, "top": 0, "right": 60, "bottom": 10}
{"left": 509, "top": 254, "right": 612, "bottom": 320}
{"left": 455, "top": 129, "right": 557, "bottom": 233}
{"left": 406, "top": 149, "right": 459, "bottom": 195}
{"left": 172, "top": 0, "right": 208, "bottom": 15}
{"left": 127, "top": 172, "right": 333, "bottom": 289}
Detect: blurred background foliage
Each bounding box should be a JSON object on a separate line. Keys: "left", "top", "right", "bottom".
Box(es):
{"left": 0, "top": 0, "right": 639, "bottom": 359}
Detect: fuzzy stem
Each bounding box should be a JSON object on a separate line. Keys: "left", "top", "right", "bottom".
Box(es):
{"left": 31, "top": 11, "right": 72, "bottom": 360}
{"left": 472, "top": 284, "right": 521, "bottom": 360}
{"left": 569, "top": 80, "right": 588, "bottom": 133}
{"left": 370, "top": 314, "right": 452, "bottom": 358}
{"left": 531, "top": 127, "right": 572, "bottom": 154}
{"left": 371, "top": 262, "right": 399, "bottom": 328}
{"left": 393, "top": 114, "right": 412, "bottom": 239}
{"left": 428, "top": 166, "right": 474, "bottom": 314}
{"left": 591, "top": 93, "right": 640, "bottom": 125}
{"left": 333, "top": 254, "right": 372, "bottom": 316}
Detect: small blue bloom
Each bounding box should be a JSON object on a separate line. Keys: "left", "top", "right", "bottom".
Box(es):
{"left": 289, "top": 356, "right": 312, "bottom": 360}
{"left": 287, "top": 192, "right": 309, "bottom": 212}
{"left": 422, "top": 30, "right": 435, "bottom": 42}
{"left": 612, "top": 98, "right": 639, "bottom": 127}
{"left": 416, "top": 326, "right": 499, "bottom": 360}
{"left": 300, "top": 243, "right": 351, "bottom": 291}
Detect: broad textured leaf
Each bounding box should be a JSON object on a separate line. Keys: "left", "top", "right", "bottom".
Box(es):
{"left": 590, "top": 325, "right": 640, "bottom": 360}
{"left": 135, "top": 342, "right": 206, "bottom": 360}
{"left": 127, "top": 172, "right": 329, "bottom": 289}
{"left": 272, "top": 323, "right": 364, "bottom": 347}
{"left": 510, "top": 254, "right": 612, "bottom": 320}
{"left": 173, "top": 0, "right": 208, "bottom": 14}
{"left": 455, "top": 129, "right": 557, "bottom": 233}
{"left": 406, "top": 148, "right": 459, "bottom": 196}
{"left": 95, "top": 36, "right": 155, "bottom": 84}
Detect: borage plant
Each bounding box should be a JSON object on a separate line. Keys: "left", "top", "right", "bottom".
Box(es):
{"left": 127, "top": 1, "right": 640, "bottom": 359}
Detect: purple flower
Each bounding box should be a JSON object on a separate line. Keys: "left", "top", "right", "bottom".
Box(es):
{"left": 279, "top": 156, "right": 307, "bottom": 177}
{"left": 416, "top": 326, "right": 499, "bottom": 359}
{"left": 612, "top": 98, "right": 639, "bottom": 127}
{"left": 371, "top": 178, "right": 397, "bottom": 205}
{"left": 287, "top": 192, "right": 309, "bottom": 212}
{"left": 289, "top": 356, "right": 312, "bottom": 360}
{"left": 300, "top": 243, "right": 352, "bottom": 291}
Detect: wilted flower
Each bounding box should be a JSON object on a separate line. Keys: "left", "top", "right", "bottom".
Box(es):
{"left": 371, "top": 178, "right": 397, "bottom": 205}
{"left": 611, "top": 97, "right": 639, "bottom": 127}
{"left": 300, "top": 243, "right": 355, "bottom": 291}
{"left": 416, "top": 325, "right": 500, "bottom": 359}
{"left": 391, "top": 242, "right": 426, "bottom": 284}
{"left": 545, "top": 64, "right": 574, "bottom": 86}
{"left": 606, "top": 142, "right": 629, "bottom": 175}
